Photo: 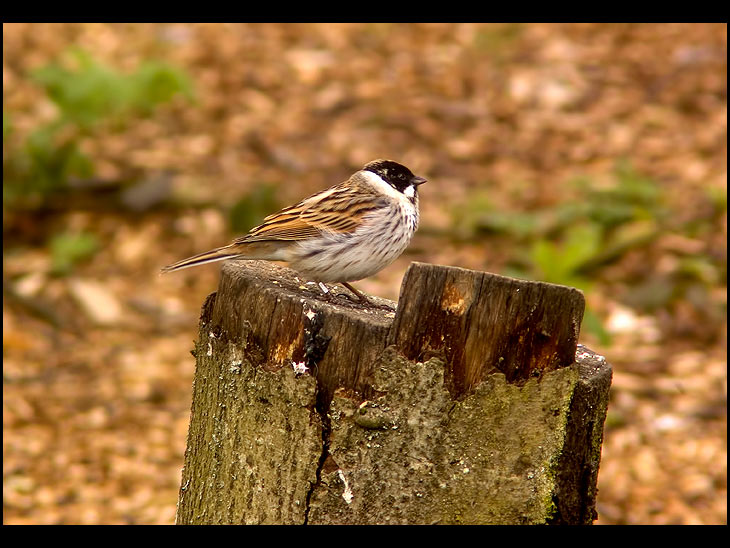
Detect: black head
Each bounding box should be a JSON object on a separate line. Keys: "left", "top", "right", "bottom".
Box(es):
{"left": 363, "top": 159, "right": 427, "bottom": 194}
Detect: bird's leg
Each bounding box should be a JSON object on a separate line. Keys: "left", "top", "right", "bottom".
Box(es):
{"left": 314, "top": 280, "right": 362, "bottom": 305}
{"left": 315, "top": 280, "right": 386, "bottom": 309}
{"left": 342, "top": 282, "right": 372, "bottom": 305}
{"left": 316, "top": 281, "right": 341, "bottom": 303}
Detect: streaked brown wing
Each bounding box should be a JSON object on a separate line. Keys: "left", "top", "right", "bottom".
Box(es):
{"left": 236, "top": 212, "right": 322, "bottom": 242}
{"left": 235, "top": 179, "right": 386, "bottom": 244}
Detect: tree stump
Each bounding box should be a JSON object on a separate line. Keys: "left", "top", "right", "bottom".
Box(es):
{"left": 175, "top": 261, "right": 612, "bottom": 525}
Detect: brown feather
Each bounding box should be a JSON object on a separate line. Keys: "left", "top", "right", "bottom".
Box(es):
{"left": 161, "top": 160, "right": 423, "bottom": 282}
{"left": 235, "top": 176, "right": 387, "bottom": 243}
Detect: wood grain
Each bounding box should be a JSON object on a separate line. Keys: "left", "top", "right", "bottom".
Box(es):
{"left": 177, "top": 260, "right": 608, "bottom": 524}
{"left": 390, "top": 262, "right": 585, "bottom": 397}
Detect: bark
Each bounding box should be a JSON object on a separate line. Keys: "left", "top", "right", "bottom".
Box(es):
{"left": 175, "top": 261, "right": 611, "bottom": 524}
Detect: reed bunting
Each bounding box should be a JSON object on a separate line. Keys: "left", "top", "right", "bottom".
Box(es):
{"left": 162, "top": 159, "right": 426, "bottom": 303}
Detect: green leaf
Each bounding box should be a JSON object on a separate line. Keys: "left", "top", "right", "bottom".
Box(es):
{"left": 581, "top": 307, "right": 612, "bottom": 346}
{"left": 5, "top": 48, "right": 195, "bottom": 210}
{"left": 31, "top": 47, "right": 194, "bottom": 129}
{"left": 131, "top": 61, "right": 195, "bottom": 113}
{"left": 49, "top": 231, "right": 99, "bottom": 275}
{"left": 530, "top": 223, "right": 602, "bottom": 286}
{"left": 560, "top": 223, "right": 602, "bottom": 272}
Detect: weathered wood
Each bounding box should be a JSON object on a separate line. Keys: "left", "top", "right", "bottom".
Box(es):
{"left": 391, "top": 263, "right": 585, "bottom": 396}
{"left": 551, "top": 345, "right": 614, "bottom": 524}
{"left": 205, "top": 260, "right": 396, "bottom": 412}
{"left": 175, "top": 261, "right": 611, "bottom": 524}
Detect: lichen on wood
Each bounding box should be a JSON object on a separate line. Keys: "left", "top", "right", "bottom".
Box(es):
{"left": 307, "top": 348, "right": 582, "bottom": 524}
{"left": 175, "top": 261, "right": 611, "bottom": 524}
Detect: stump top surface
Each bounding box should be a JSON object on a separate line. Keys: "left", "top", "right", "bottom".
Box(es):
{"left": 222, "top": 260, "right": 397, "bottom": 323}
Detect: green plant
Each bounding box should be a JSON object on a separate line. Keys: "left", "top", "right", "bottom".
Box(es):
{"left": 529, "top": 222, "right": 602, "bottom": 289}
{"left": 3, "top": 48, "right": 194, "bottom": 210}
{"left": 229, "top": 184, "right": 281, "bottom": 234}
{"left": 32, "top": 48, "right": 194, "bottom": 128}
{"left": 454, "top": 161, "right": 677, "bottom": 344}
{"left": 49, "top": 230, "right": 100, "bottom": 275}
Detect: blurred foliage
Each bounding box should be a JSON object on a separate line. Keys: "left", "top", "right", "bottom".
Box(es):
{"left": 458, "top": 161, "right": 668, "bottom": 280}
{"left": 530, "top": 222, "right": 603, "bottom": 289}
{"left": 48, "top": 230, "right": 100, "bottom": 275}
{"left": 473, "top": 23, "right": 525, "bottom": 57}
{"left": 455, "top": 160, "right": 725, "bottom": 344}
{"left": 3, "top": 47, "right": 194, "bottom": 212}
{"left": 229, "top": 184, "right": 281, "bottom": 235}
{"left": 32, "top": 48, "right": 194, "bottom": 126}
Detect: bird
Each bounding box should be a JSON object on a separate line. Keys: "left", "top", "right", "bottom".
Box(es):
{"left": 161, "top": 159, "right": 426, "bottom": 304}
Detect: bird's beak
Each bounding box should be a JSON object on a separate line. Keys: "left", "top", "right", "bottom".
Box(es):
{"left": 412, "top": 176, "right": 427, "bottom": 186}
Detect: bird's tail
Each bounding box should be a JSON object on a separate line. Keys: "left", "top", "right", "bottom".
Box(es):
{"left": 161, "top": 244, "right": 242, "bottom": 273}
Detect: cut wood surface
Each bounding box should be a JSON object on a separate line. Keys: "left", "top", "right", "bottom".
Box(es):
{"left": 391, "top": 263, "right": 585, "bottom": 396}
{"left": 175, "top": 260, "right": 611, "bottom": 525}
